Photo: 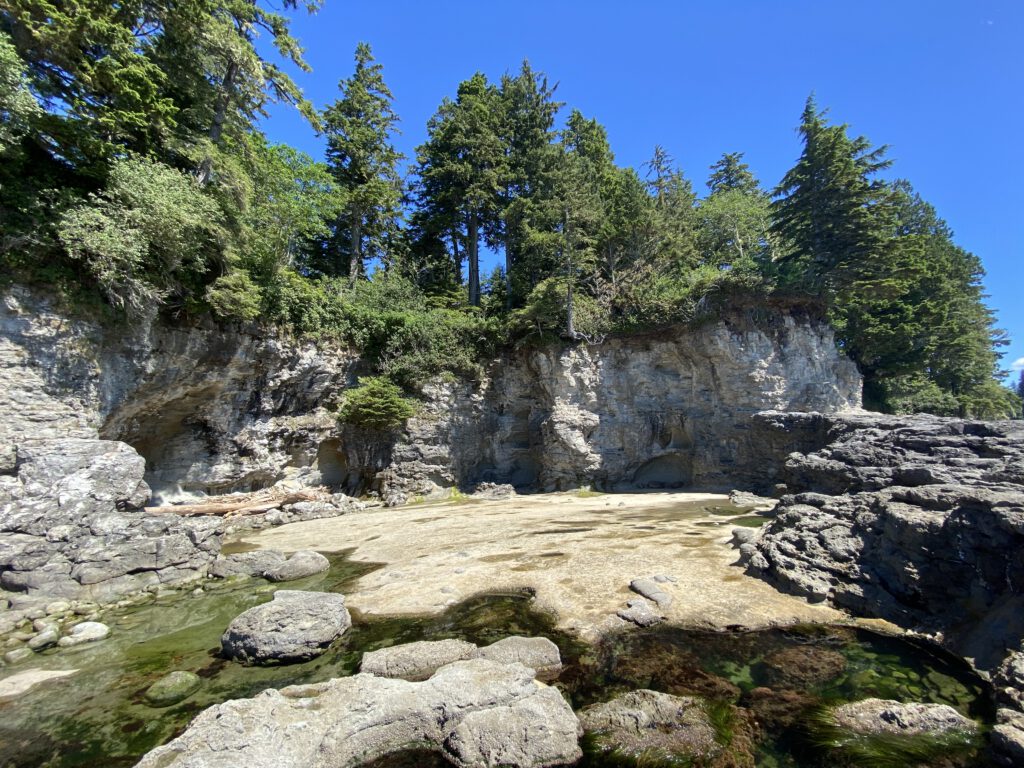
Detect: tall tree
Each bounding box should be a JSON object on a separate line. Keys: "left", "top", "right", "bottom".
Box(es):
{"left": 770, "top": 95, "right": 891, "bottom": 294}
{"left": 699, "top": 152, "right": 772, "bottom": 269}
{"left": 414, "top": 73, "right": 503, "bottom": 306}
{"left": 644, "top": 145, "right": 698, "bottom": 270}
{"left": 497, "top": 62, "right": 562, "bottom": 304}
{"left": 322, "top": 42, "right": 404, "bottom": 285}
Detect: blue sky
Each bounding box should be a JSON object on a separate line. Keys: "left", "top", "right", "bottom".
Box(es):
{"left": 260, "top": 0, "right": 1024, "bottom": 381}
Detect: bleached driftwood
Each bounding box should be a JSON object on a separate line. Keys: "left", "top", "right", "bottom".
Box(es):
{"left": 145, "top": 487, "right": 328, "bottom": 517}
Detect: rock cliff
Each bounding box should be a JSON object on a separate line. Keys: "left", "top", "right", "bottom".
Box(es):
{"left": 1, "top": 286, "right": 861, "bottom": 503}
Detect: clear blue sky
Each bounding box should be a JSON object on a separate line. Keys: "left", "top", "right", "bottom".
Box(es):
{"left": 261, "top": 0, "right": 1024, "bottom": 381}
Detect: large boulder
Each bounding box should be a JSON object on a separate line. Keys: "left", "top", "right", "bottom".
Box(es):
{"left": 578, "top": 689, "right": 719, "bottom": 763}
{"left": 220, "top": 590, "right": 350, "bottom": 664}
{"left": 134, "top": 658, "right": 581, "bottom": 768}
{"left": 474, "top": 636, "right": 562, "bottom": 678}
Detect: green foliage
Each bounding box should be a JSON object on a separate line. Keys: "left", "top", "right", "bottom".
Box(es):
{"left": 336, "top": 376, "right": 415, "bottom": 431}
{"left": 57, "top": 158, "right": 222, "bottom": 314}
{"left": 205, "top": 270, "right": 263, "bottom": 322}
{"left": 0, "top": 29, "right": 40, "bottom": 155}
{"left": 511, "top": 277, "right": 608, "bottom": 342}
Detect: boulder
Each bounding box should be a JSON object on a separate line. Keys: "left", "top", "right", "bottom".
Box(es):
{"left": 208, "top": 550, "right": 287, "bottom": 579}
{"left": 134, "top": 658, "right": 580, "bottom": 768}
{"left": 831, "top": 698, "right": 978, "bottom": 737}
{"left": 361, "top": 639, "right": 477, "bottom": 681}
{"left": 579, "top": 689, "right": 719, "bottom": 763}
{"left": 57, "top": 621, "right": 109, "bottom": 647}
{"left": 991, "top": 708, "right": 1024, "bottom": 767}
{"left": 445, "top": 685, "right": 582, "bottom": 768}
{"left": 616, "top": 597, "right": 662, "bottom": 627}
{"left": 474, "top": 636, "right": 562, "bottom": 678}
{"left": 144, "top": 671, "right": 202, "bottom": 707}
{"left": 263, "top": 550, "right": 330, "bottom": 582}
{"left": 221, "top": 590, "right": 350, "bottom": 664}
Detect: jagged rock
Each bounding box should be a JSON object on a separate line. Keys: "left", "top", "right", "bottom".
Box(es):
{"left": 262, "top": 550, "right": 330, "bottom": 582}
{"left": 144, "top": 671, "right": 202, "bottom": 707}
{"left": 471, "top": 483, "right": 516, "bottom": 500}
{"left": 991, "top": 708, "right": 1024, "bottom": 766}
{"left": 616, "top": 598, "right": 662, "bottom": 627}
{"left": 474, "top": 636, "right": 562, "bottom": 678}
{"left": 578, "top": 689, "right": 719, "bottom": 763}
{"left": 57, "top": 621, "right": 109, "bottom": 647}
{"left": 630, "top": 577, "right": 673, "bottom": 609}
{"left": 831, "top": 698, "right": 978, "bottom": 737}
{"left": 729, "top": 490, "right": 778, "bottom": 511}
{"left": 221, "top": 590, "right": 350, "bottom": 664}
{"left": 361, "top": 639, "right": 477, "bottom": 681}
{"left": 749, "top": 412, "right": 1024, "bottom": 682}
{"left": 995, "top": 651, "right": 1024, "bottom": 710}
{"left": 134, "top": 658, "right": 580, "bottom": 768}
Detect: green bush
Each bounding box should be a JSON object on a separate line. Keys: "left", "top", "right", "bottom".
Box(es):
{"left": 336, "top": 376, "right": 416, "bottom": 431}
{"left": 205, "top": 270, "right": 263, "bottom": 322}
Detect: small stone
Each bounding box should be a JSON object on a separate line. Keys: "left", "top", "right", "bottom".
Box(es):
{"left": 44, "top": 601, "right": 71, "bottom": 616}
{"left": 617, "top": 598, "right": 663, "bottom": 627}
{"left": 144, "top": 671, "right": 202, "bottom": 707}
{"left": 27, "top": 628, "right": 59, "bottom": 651}
{"left": 3, "top": 647, "right": 34, "bottom": 665}
{"left": 57, "top": 621, "right": 110, "bottom": 647}
{"left": 630, "top": 578, "right": 673, "bottom": 609}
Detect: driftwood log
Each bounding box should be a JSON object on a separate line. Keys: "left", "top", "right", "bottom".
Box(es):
{"left": 145, "top": 488, "right": 328, "bottom": 517}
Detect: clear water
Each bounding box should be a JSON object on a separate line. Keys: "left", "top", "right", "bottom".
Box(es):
{"left": 0, "top": 553, "right": 996, "bottom": 768}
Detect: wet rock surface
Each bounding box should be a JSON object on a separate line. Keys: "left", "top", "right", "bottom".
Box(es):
{"left": 578, "top": 689, "right": 720, "bottom": 763}
{"left": 220, "top": 590, "right": 351, "bottom": 664}
{"left": 831, "top": 697, "right": 978, "bottom": 737}
{"left": 758, "top": 645, "right": 847, "bottom": 689}
{"left": 144, "top": 671, "right": 202, "bottom": 707}
{"left": 134, "top": 657, "right": 581, "bottom": 768}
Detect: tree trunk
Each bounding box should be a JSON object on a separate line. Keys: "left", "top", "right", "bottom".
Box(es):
{"left": 196, "top": 59, "right": 238, "bottom": 186}
{"left": 467, "top": 211, "right": 480, "bottom": 306}
{"left": 348, "top": 212, "right": 362, "bottom": 288}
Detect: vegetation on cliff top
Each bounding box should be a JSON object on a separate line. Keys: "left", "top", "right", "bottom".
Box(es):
{"left": 0, "top": 3, "right": 1018, "bottom": 418}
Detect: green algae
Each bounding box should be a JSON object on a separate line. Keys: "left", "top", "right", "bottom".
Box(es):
{"left": 0, "top": 553, "right": 997, "bottom": 768}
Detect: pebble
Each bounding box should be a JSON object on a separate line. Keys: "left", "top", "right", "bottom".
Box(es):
{"left": 57, "top": 621, "right": 110, "bottom": 647}
{"left": 3, "top": 647, "right": 34, "bottom": 665}
{"left": 27, "top": 628, "right": 59, "bottom": 651}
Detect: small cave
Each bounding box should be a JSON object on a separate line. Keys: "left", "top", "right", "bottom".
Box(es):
{"left": 632, "top": 453, "right": 694, "bottom": 489}
{"left": 316, "top": 438, "right": 354, "bottom": 491}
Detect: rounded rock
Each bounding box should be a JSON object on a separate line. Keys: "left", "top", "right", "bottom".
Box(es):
{"left": 144, "top": 671, "right": 202, "bottom": 707}
{"left": 221, "top": 590, "right": 350, "bottom": 664}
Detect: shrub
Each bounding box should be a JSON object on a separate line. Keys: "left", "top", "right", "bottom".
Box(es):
{"left": 336, "top": 376, "right": 416, "bottom": 431}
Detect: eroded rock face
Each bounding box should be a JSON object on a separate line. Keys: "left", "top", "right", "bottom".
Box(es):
{"left": 220, "top": 590, "right": 351, "bottom": 664}
{"left": 134, "top": 658, "right": 581, "bottom": 768}
{"left": 745, "top": 413, "right": 1024, "bottom": 674}
{"left": 0, "top": 438, "right": 221, "bottom": 604}
{"left": 2, "top": 288, "right": 860, "bottom": 505}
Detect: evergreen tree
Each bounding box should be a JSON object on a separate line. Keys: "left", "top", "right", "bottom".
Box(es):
{"left": 770, "top": 95, "right": 891, "bottom": 295}
{"left": 707, "top": 152, "right": 759, "bottom": 196}
{"left": 1017, "top": 371, "right": 1024, "bottom": 403}
{"left": 322, "top": 43, "right": 404, "bottom": 285}
{"left": 414, "top": 73, "right": 503, "bottom": 306}
{"left": 497, "top": 62, "right": 562, "bottom": 304}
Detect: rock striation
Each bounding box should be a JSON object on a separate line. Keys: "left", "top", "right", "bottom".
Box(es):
{"left": 134, "top": 656, "right": 582, "bottom": 768}
{"left": 744, "top": 413, "right": 1024, "bottom": 676}
{"left": 2, "top": 287, "right": 860, "bottom": 505}
{"left": 0, "top": 438, "right": 221, "bottom": 607}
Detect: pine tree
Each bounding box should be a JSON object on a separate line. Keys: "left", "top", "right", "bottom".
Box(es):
{"left": 322, "top": 43, "right": 404, "bottom": 285}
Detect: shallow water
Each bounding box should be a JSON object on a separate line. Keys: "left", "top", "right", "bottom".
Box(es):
{"left": 0, "top": 533, "right": 996, "bottom": 768}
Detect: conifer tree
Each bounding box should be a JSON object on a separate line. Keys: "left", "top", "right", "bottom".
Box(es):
{"left": 771, "top": 95, "right": 891, "bottom": 294}
{"left": 322, "top": 43, "right": 404, "bottom": 285}
{"left": 707, "top": 152, "right": 759, "bottom": 196}
{"left": 414, "top": 73, "right": 503, "bottom": 306}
